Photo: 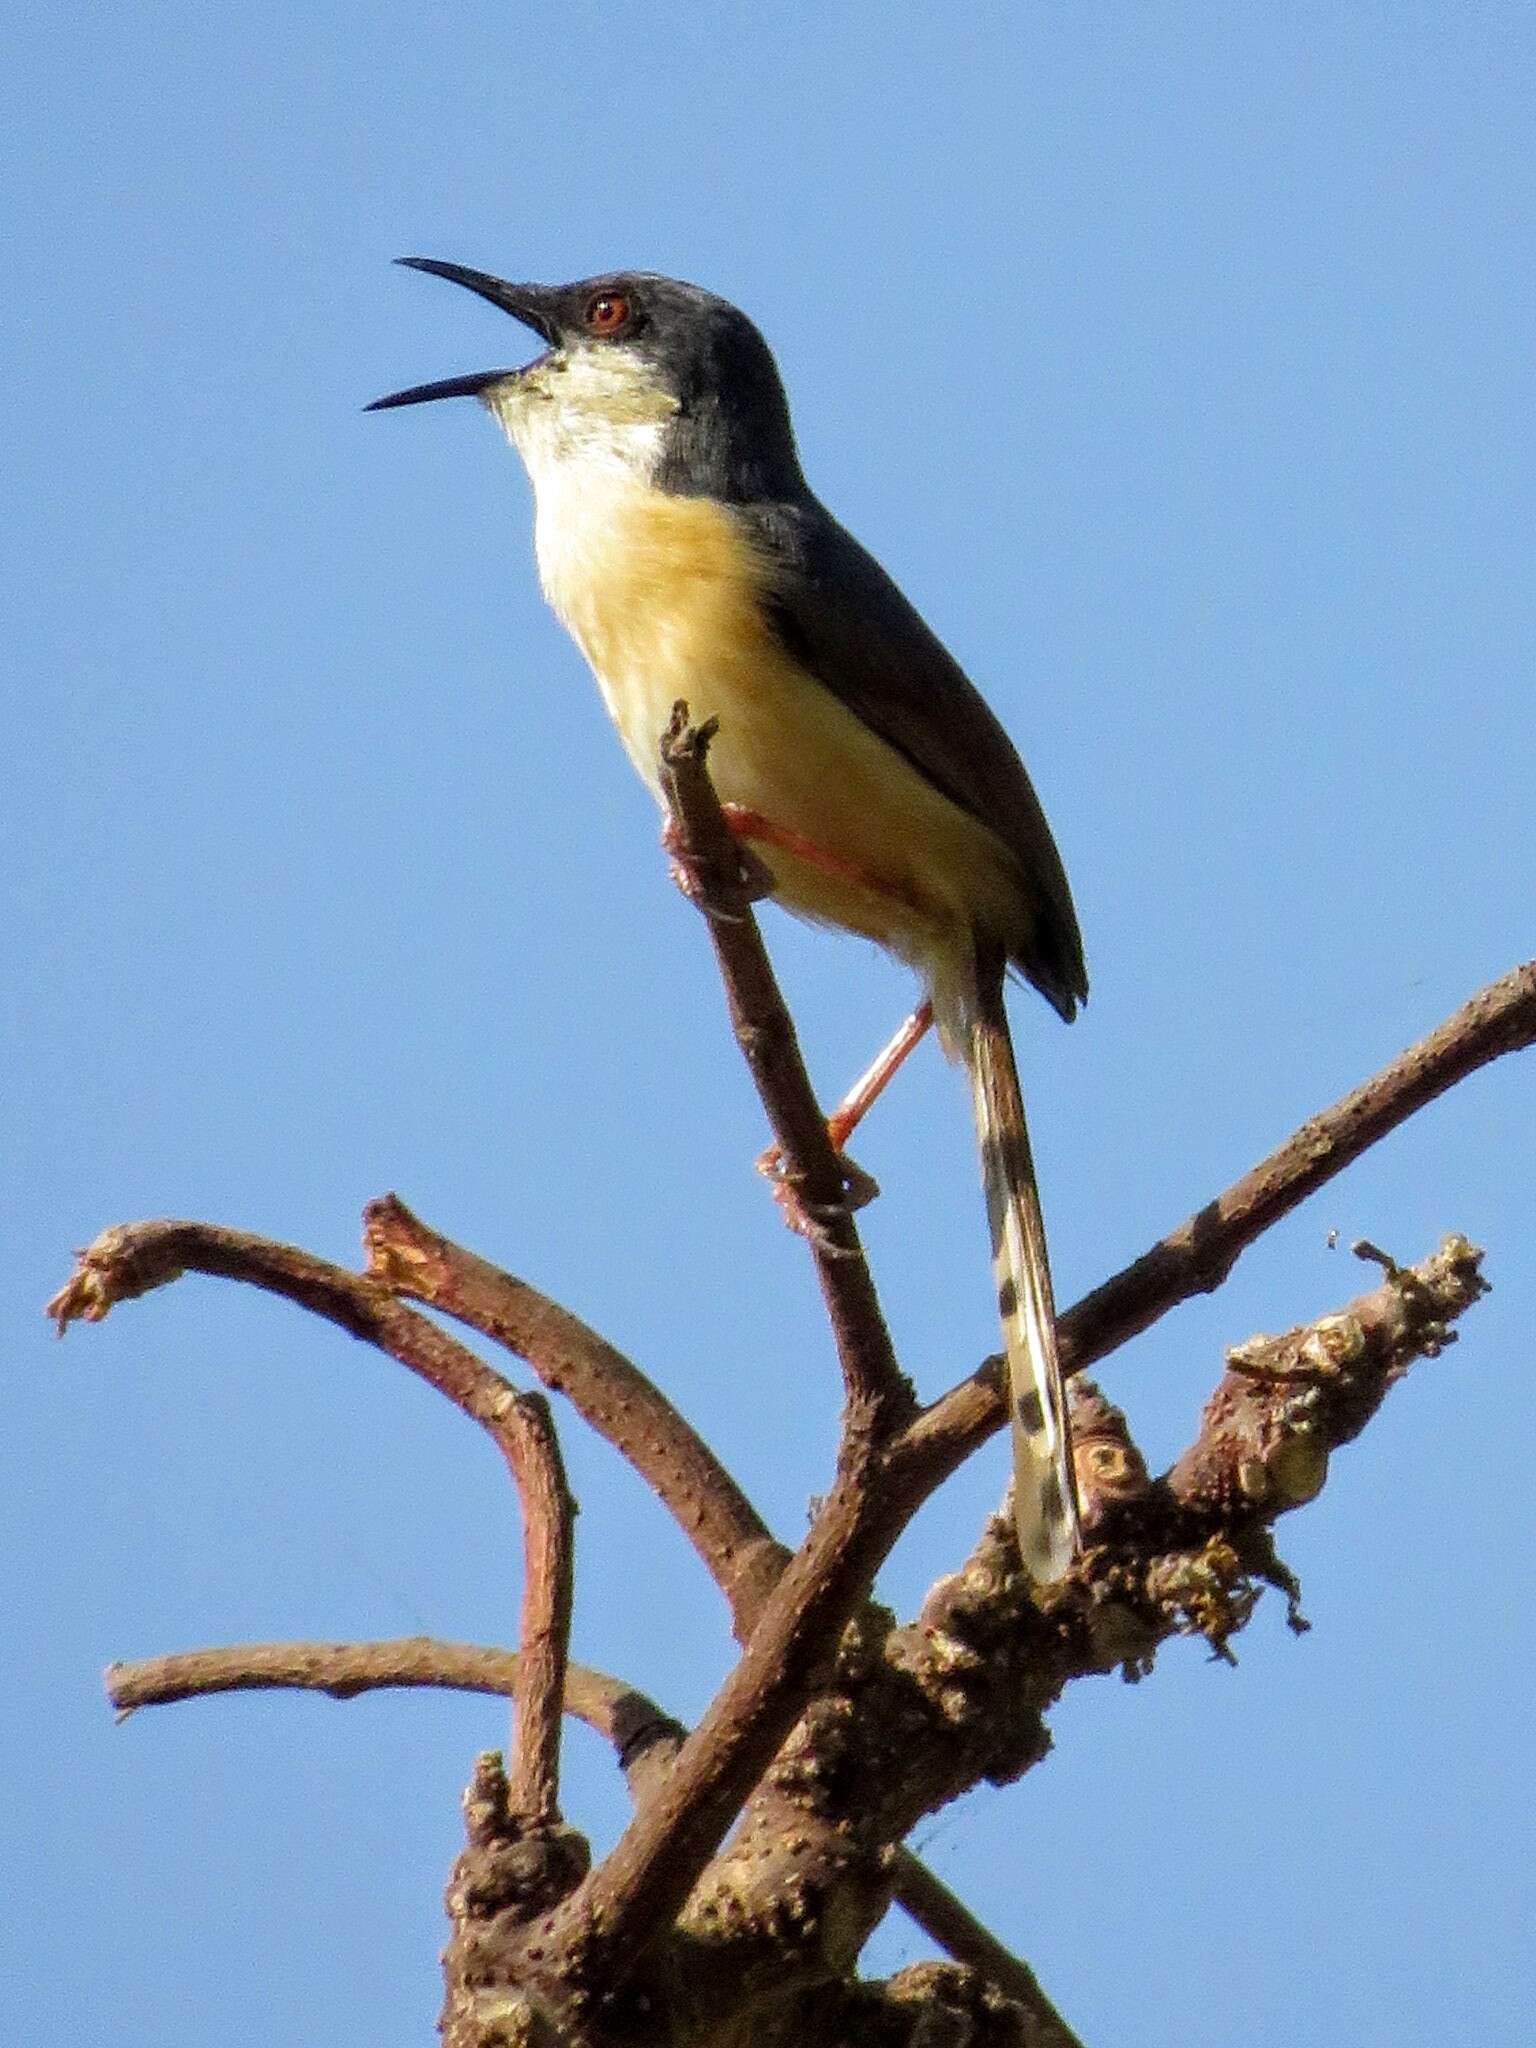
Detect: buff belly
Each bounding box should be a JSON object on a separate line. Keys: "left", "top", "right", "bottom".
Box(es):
{"left": 533, "top": 475, "right": 1027, "bottom": 1027}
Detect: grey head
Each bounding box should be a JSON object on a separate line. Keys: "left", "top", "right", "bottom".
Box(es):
{"left": 369, "top": 261, "right": 807, "bottom": 504}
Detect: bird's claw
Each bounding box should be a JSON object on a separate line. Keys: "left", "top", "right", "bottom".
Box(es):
{"left": 661, "top": 818, "right": 774, "bottom": 907}
{"left": 756, "top": 1140, "right": 880, "bottom": 1244}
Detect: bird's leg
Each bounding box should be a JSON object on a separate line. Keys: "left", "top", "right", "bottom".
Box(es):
{"left": 666, "top": 800, "right": 901, "bottom": 910}
{"left": 755, "top": 999, "right": 933, "bottom": 1228}
{"left": 668, "top": 799, "right": 928, "bottom": 920}
{"left": 716, "top": 809, "right": 936, "bottom": 1157}
{"left": 715, "top": 813, "right": 936, "bottom": 1228}
{"left": 664, "top": 799, "right": 934, "bottom": 1234}
{"left": 823, "top": 999, "right": 935, "bottom": 1153}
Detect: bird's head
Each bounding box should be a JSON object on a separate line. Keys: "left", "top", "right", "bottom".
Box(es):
{"left": 369, "top": 261, "right": 804, "bottom": 501}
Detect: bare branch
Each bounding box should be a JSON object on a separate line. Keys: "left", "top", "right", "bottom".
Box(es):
{"left": 1164, "top": 1231, "right": 1487, "bottom": 1518}
{"left": 106, "top": 1633, "right": 1063, "bottom": 2034}
{"left": 900, "top": 959, "right": 1536, "bottom": 1484}
{"left": 79, "top": 1230, "right": 1492, "bottom": 2039}
{"left": 891, "top": 1849, "right": 1086, "bottom": 2048}
{"left": 106, "top": 1639, "right": 685, "bottom": 1801}
{"left": 45, "top": 1221, "right": 556, "bottom": 1515}
{"left": 501, "top": 1393, "right": 576, "bottom": 1827}
{"left": 618, "top": 1234, "right": 1492, "bottom": 2048}
{"left": 363, "top": 1194, "right": 787, "bottom": 1638}
{"left": 50, "top": 965, "right": 1527, "bottom": 2037}
{"left": 540, "top": 1459, "right": 902, "bottom": 1994}
{"left": 658, "top": 706, "right": 916, "bottom": 1445}
{"left": 830, "top": 1961, "right": 1078, "bottom": 2048}
{"left": 918, "top": 1236, "right": 1488, "bottom": 1753}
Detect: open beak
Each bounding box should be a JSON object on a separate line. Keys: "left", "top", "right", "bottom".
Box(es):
{"left": 366, "top": 258, "right": 560, "bottom": 412}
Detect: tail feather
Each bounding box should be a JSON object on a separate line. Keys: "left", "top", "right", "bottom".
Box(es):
{"left": 966, "top": 979, "right": 1079, "bottom": 1582}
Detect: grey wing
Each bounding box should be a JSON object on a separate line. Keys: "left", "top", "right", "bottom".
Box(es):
{"left": 743, "top": 499, "right": 1087, "bottom": 1019}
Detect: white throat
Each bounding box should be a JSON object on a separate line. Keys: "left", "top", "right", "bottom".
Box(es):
{"left": 484, "top": 348, "right": 680, "bottom": 631}
{"left": 486, "top": 347, "right": 676, "bottom": 494}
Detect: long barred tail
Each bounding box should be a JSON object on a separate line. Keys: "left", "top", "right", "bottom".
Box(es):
{"left": 966, "top": 976, "right": 1080, "bottom": 1582}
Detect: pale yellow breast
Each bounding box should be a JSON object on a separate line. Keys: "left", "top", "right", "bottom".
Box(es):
{"left": 534, "top": 475, "right": 1028, "bottom": 1006}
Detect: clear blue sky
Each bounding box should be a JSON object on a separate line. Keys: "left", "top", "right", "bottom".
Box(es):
{"left": 6, "top": 7, "right": 1532, "bottom": 2043}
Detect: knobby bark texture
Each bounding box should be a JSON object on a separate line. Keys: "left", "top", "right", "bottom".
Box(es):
{"left": 49, "top": 718, "right": 1532, "bottom": 2047}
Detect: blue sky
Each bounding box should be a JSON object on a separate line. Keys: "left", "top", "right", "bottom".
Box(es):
{"left": 6, "top": 7, "right": 1532, "bottom": 2044}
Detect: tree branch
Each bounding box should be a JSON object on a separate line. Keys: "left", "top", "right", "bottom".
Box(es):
{"left": 878, "top": 1237, "right": 1489, "bottom": 1837}
{"left": 106, "top": 1638, "right": 685, "bottom": 1800}
{"left": 44, "top": 1222, "right": 566, "bottom": 1527}
{"left": 537, "top": 1460, "right": 901, "bottom": 2001}
{"left": 657, "top": 706, "right": 915, "bottom": 1446}
{"left": 49, "top": 962, "right": 1529, "bottom": 2042}
{"left": 363, "top": 1194, "right": 787, "bottom": 1637}
{"left": 501, "top": 1393, "right": 576, "bottom": 1827}
{"left": 899, "top": 959, "right": 1536, "bottom": 1485}
{"left": 566, "top": 1233, "right": 1486, "bottom": 2048}
{"left": 105, "top": 1634, "right": 1063, "bottom": 2020}
{"left": 890, "top": 1849, "right": 1086, "bottom": 2048}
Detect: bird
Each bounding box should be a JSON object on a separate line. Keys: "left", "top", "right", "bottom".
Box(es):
{"left": 370, "top": 263, "right": 1088, "bottom": 1580}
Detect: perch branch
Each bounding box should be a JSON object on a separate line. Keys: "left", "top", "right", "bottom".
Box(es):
{"left": 658, "top": 705, "right": 915, "bottom": 1446}
{"left": 900, "top": 958, "right": 1536, "bottom": 1483}
{"left": 73, "top": 1229, "right": 1493, "bottom": 2035}
{"left": 501, "top": 1392, "right": 576, "bottom": 1826}
{"left": 50, "top": 965, "right": 1528, "bottom": 2030}
{"left": 363, "top": 1194, "right": 787, "bottom": 1638}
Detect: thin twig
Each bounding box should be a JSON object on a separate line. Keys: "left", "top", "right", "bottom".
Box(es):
{"left": 657, "top": 706, "right": 915, "bottom": 1445}
{"left": 898, "top": 959, "right": 1536, "bottom": 1485}
{"left": 891, "top": 1848, "right": 1086, "bottom": 2048}
{"left": 501, "top": 1392, "right": 576, "bottom": 1826}
{"left": 105, "top": 1638, "right": 684, "bottom": 1799}
{"left": 363, "top": 1194, "right": 787, "bottom": 1638}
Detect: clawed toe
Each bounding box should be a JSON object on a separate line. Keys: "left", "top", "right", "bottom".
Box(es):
{"left": 756, "top": 1140, "right": 880, "bottom": 1241}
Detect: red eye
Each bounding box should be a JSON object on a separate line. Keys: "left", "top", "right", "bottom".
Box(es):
{"left": 584, "top": 291, "right": 632, "bottom": 336}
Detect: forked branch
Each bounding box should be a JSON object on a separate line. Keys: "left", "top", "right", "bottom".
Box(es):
{"left": 47, "top": 960, "right": 1532, "bottom": 2022}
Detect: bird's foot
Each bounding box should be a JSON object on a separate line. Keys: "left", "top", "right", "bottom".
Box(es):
{"left": 661, "top": 815, "right": 775, "bottom": 910}
{"left": 756, "top": 1140, "right": 881, "bottom": 1242}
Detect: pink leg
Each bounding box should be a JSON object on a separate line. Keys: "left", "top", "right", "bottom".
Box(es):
{"left": 712, "top": 806, "right": 936, "bottom": 1151}
{"left": 664, "top": 800, "right": 925, "bottom": 919}
{"left": 825, "top": 1000, "right": 934, "bottom": 1151}
{"left": 663, "top": 800, "right": 936, "bottom": 1228}
{"left": 717, "top": 803, "right": 926, "bottom": 916}
{"left": 756, "top": 1000, "right": 935, "bottom": 1226}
